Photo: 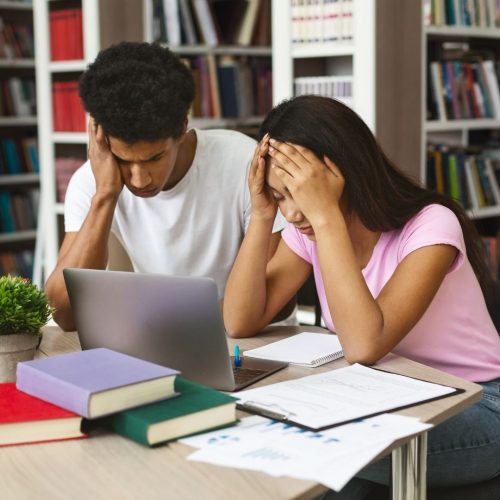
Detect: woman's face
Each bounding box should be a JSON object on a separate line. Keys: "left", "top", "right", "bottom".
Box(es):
{"left": 265, "top": 158, "right": 316, "bottom": 240}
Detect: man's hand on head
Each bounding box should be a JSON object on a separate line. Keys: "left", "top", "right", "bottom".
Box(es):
{"left": 87, "top": 117, "right": 124, "bottom": 199}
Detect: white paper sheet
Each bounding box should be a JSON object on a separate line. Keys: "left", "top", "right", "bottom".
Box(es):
{"left": 236, "top": 363, "right": 456, "bottom": 429}
{"left": 181, "top": 413, "right": 431, "bottom": 491}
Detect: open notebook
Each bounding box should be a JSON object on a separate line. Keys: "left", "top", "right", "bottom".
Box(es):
{"left": 243, "top": 332, "right": 344, "bottom": 367}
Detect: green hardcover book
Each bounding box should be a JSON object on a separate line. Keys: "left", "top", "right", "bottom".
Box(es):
{"left": 107, "top": 377, "right": 237, "bottom": 446}
{"left": 447, "top": 154, "right": 461, "bottom": 202}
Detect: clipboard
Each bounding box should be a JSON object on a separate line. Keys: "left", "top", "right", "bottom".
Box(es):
{"left": 236, "top": 364, "right": 464, "bottom": 432}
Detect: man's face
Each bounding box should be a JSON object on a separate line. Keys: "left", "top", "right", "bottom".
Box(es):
{"left": 107, "top": 135, "right": 184, "bottom": 197}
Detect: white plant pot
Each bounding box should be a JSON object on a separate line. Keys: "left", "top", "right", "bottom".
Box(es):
{"left": 0, "top": 334, "right": 39, "bottom": 383}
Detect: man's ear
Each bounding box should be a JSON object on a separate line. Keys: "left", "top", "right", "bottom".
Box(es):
{"left": 177, "top": 118, "right": 189, "bottom": 143}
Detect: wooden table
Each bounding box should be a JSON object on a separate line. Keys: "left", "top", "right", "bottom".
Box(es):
{"left": 0, "top": 325, "right": 482, "bottom": 500}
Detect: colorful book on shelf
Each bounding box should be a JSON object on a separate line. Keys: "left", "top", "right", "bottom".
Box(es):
{"left": 0, "top": 383, "right": 86, "bottom": 447}
{"left": 16, "top": 348, "right": 179, "bottom": 419}
{"left": 191, "top": 0, "right": 220, "bottom": 47}
{"left": 106, "top": 377, "right": 237, "bottom": 447}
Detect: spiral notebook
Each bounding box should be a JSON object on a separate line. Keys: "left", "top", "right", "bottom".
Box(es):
{"left": 243, "top": 332, "right": 344, "bottom": 367}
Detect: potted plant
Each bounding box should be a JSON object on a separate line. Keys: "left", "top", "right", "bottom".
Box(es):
{"left": 0, "top": 276, "right": 52, "bottom": 382}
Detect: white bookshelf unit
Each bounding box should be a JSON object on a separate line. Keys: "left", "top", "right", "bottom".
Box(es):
{"left": 33, "top": 0, "right": 99, "bottom": 285}
{"left": 0, "top": 0, "right": 39, "bottom": 278}
{"left": 272, "top": 0, "right": 422, "bottom": 183}
{"left": 272, "top": 0, "right": 375, "bottom": 130}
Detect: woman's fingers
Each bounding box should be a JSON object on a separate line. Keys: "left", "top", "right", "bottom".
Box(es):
{"left": 268, "top": 145, "right": 301, "bottom": 177}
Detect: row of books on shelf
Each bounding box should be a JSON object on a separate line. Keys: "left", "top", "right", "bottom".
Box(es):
{"left": 55, "top": 157, "right": 81, "bottom": 203}
{"left": 186, "top": 55, "right": 272, "bottom": 119}
{"left": 49, "top": 7, "right": 83, "bottom": 61}
{"left": 152, "top": 0, "right": 270, "bottom": 47}
{"left": 294, "top": 75, "right": 353, "bottom": 109}
{"left": 0, "top": 77, "right": 36, "bottom": 117}
{"left": 0, "top": 189, "right": 38, "bottom": 233}
{"left": 426, "top": 145, "right": 500, "bottom": 210}
{"left": 424, "top": 0, "right": 500, "bottom": 28}
{"left": 1, "top": 348, "right": 237, "bottom": 448}
{"left": 428, "top": 56, "right": 500, "bottom": 121}
{"left": 0, "top": 18, "right": 34, "bottom": 59}
{"left": 0, "top": 137, "right": 38, "bottom": 175}
{"left": 291, "top": 0, "right": 353, "bottom": 45}
{"left": 52, "top": 81, "right": 86, "bottom": 132}
{"left": 0, "top": 249, "right": 33, "bottom": 279}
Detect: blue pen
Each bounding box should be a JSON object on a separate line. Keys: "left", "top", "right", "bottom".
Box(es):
{"left": 234, "top": 345, "right": 241, "bottom": 367}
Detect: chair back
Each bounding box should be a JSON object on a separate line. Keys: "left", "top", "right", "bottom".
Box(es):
{"left": 486, "top": 279, "right": 500, "bottom": 335}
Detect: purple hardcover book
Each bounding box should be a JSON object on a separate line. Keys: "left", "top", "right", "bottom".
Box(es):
{"left": 16, "top": 348, "right": 179, "bottom": 418}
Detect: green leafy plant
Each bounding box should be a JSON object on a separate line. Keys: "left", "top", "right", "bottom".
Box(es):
{"left": 0, "top": 276, "right": 52, "bottom": 337}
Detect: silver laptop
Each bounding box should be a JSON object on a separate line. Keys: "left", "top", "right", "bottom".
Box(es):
{"left": 63, "top": 268, "right": 286, "bottom": 391}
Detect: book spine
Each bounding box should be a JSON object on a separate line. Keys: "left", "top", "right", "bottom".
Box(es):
{"left": 108, "top": 411, "right": 150, "bottom": 447}
{"left": 16, "top": 364, "right": 90, "bottom": 418}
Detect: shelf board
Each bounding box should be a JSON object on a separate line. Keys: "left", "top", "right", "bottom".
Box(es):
{"left": 468, "top": 206, "right": 500, "bottom": 219}
{"left": 0, "top": 1, "right": 32, "bottom": 10}
{"left": 167, "top": 44, "right": 272, "bottom": 56}
{"left": 189, "top": 116, "right": 264, "bottom": 128}
{"left": 425, "top": 119, "right": 500, "bottom": 132}
{"left": 0, "top": 58, "right": 35, "bottom": 68}
{"left": 425, "top": 26, "right": 500, "bottom": 39}
{"left": 0, "top": 116, "right": 37, "bottom": 126}
{"left": 0, "top": 229, "right": 36, "bottom": 244}
{"left": 49, "top": 60, "right": 87, "bottom": 73}
{"left": 0, "top": 173, "right": 39, "bottom": 186}
{"left": 52, "top": 132, "right": 88, "bottom": 144}
{"left": 291, "top": 43, "right": 355, "bottom": 59}
{"left": 55, "top": 203, "right": 64, "bottom": 215}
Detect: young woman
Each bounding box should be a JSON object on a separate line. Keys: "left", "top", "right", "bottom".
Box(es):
{"left": 223, "top": 95, "right": 500, "bottom": 494}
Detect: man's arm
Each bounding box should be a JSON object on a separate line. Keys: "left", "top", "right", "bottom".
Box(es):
{"left": 45, "top": 120, "right": 124, "bottom": 331}
{"left": 45, "top": 193, "right": 119, "bottom": 331}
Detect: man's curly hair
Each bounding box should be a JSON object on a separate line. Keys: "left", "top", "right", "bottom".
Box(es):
{"left": 79, "top": 42, "right": 195, "bottom": 143}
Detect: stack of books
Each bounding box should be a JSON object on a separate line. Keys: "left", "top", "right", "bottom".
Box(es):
{"left": 0, "top": 348, "right": 237, "bottom": 447}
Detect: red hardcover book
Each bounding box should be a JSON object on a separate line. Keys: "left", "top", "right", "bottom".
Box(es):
{"left": 0, "top": 383, "right": 86, "bottom": 447}
{"left": 69, "top": 81, "right": 86, "bottom": 131}
{"left": 52, "top": 81, "right": 63, "bottom": 131}
{"left": 49, "top": 10, "right": 64, "bottom": 61}
{"left": 74, "top": 8, "right": 84, "bottom": 60}
{"left": 50, "top": 9, "right": 83, "bottom": 61}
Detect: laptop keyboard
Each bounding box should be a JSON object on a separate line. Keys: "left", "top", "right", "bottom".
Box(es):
{"left": 233, "top": 367, "right": 267, "bottom": 384}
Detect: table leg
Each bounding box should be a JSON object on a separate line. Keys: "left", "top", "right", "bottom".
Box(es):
{"left": 392, "top": 432, "right": 428, "bottom": 500}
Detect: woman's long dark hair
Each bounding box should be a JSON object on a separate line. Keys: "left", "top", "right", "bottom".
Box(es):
{"left": 260, "top": 95, "right": 491, "bottom": 294}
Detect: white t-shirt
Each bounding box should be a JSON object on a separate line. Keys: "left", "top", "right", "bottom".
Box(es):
{"left": 65, "top": 128, "right": 285, "bottom": 298}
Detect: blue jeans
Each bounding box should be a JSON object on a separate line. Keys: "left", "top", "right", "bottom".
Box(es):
{"left": 327, "top": 377, "right": 500, "bottom": 499}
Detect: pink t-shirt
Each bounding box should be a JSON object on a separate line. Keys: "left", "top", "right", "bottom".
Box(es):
{"left": 282, "top": 204, "right": 500, "bottom": 382}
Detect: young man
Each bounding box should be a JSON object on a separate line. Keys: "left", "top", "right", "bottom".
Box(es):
{"left": 45, "top": 42, "right": 285, "bottom": 331}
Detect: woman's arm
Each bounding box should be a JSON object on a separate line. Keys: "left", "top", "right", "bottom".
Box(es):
{"left": 223, "top": 138, "right": 311, "bottom": 337}
{"left": 314, "top": 216, "right": 457, "bottom": 364}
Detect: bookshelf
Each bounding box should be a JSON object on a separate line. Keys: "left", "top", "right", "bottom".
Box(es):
{"left": 144, "top": 0, "right": 272, "bottom": 132}
{"left": 33, "top": 0, "right": 143, "bottom": 285}
{"left": 0, "top": 0, "right": 39, "bottom": 278}
{"left": 423, "top": 1, "right": 500, "bottom": 277}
